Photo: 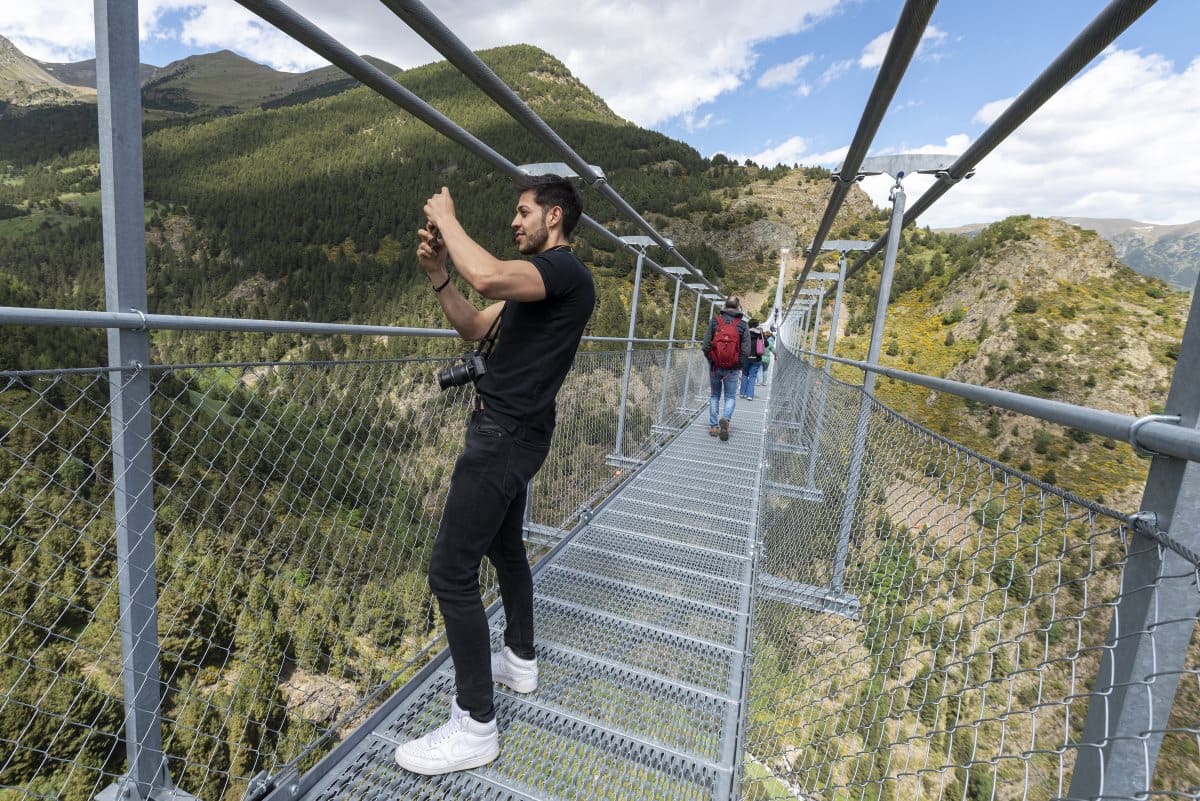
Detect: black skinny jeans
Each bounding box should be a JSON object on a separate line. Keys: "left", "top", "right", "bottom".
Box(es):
{"left": 428, "top": 408, "right": 550, "bottom": 723}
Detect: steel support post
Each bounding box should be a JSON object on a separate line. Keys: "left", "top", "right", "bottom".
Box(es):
{"left": 804, "top": 258, "right": 848, "bottom": 492}
{"left": 809, "top": 288, "right": 826, "bottom": 364}
{"left": 795, "top": 302, "right": 819, "bottom": 446}
{"left": 655, "top": 277, "right": 683, "bottom": 428}
{"left": 833, "top": 179, "right": 906, "bottom": 591}
{"left": 612, "top": 249, "right": 645, "bottom": 459}
{"left": 1069, "top": 278, "right": 1200, "bottom": 798}
{"left": 771, "top": 247, "right": 789, "bottom": 331}
{"left": 807, "top": 302, "right": 820, "bottom": 364}
{"left": 93, "top": 2, "right": 184, "bottom": 799}
{"left": 679, "top": 288, "right": 703, "bottom": 411}
{"left": 827, "top": 255, "right": 848, "bottom": 372}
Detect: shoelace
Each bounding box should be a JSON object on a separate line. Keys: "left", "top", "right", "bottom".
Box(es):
{"left": 422, "top": 715, "right": 463, "bottom": 747}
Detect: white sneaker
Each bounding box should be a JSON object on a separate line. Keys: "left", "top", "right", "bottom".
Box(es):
{"left": 491, "top": 646, "right": 538, "bottom": 694}
{"left": 394, "top": 698, "right": 498, "bottom": 775}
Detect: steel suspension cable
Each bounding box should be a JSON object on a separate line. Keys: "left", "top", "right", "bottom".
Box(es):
{"left": 842, "top": 0, "right": 1158, "bottom": 281}
{"left": 791, "top": 0, "right": 938, "bottom": 298}
{"left": 233, "top": 0, "right": 698, "bottom": 286}
{"left": 379, "top": 0, "right": 718, "bottom": 292}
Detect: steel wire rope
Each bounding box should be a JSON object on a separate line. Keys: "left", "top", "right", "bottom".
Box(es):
{"left": 840, "top": 0, "right": 1158, "bottom": 282}
{"left": 233, "top": 0, "right": 718, "bottom": 291}
{"left": 377, "top": 0, "right": 717, "bottom": 291}
{"left": 790, "top": 0, "right": 938, "bottom": 297}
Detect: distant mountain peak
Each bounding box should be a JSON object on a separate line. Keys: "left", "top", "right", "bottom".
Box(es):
{"left": 0, "top": 34, "right": 95, "bottom": 112}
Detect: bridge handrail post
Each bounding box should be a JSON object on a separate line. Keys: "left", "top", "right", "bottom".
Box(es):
{"left": 654, "top": 277, "right": 683, "bottom": 428}
{"left": 679, "top": 289, "right": 703, "bottom": 410}
{"left": 805, "top": 255, "right": 849, "bottom": 489}
{"left": 612, "top": 249, "right": 646, "bottom": 460}
{"left": 1069, "top": 274, "right": 1200, "bottom": 798}
{"left": 833, "top": 175, "right": 907, "bottom": 591}
{"left": 93, "top": 2, "right": 189, "bottom": 799}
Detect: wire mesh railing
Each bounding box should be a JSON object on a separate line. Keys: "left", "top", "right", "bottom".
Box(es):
{"left": 0, "top": 343, "right": 706, "bottom": 801}
{"left": 740, "top": 344, "right": 1200, "bottom": 801}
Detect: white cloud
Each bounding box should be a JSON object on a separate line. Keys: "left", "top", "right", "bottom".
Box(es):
{"left": 0, "top": 5, "right": 95, "bottom": 61}
{"left": 684, "top": 112, "right": 719, "bottom": 132}
{"left": 858, "top": 30, "right": 891, "bottom": 70}
{"left": 859, "top": 24, "right": 947, "bottom": 70}
{"left": 3, "top": 0, "right": 850, "bottom": 126}
{"left": 721, "top": 137, "right": 847, "bottom": 169}
{"left": 178, "top": 4, "right": 327, "bottom": 73}
{"left": 758, "top": 54, "right": 814, "bottom": 89}
{"left": 862, "top": 50, "right": 1200, "bottom": 227}
{"left": 0, "top": 0, "right": 200, "bottom": 62}
{"left": 818, "top": 59, "right": 853, "bottom": 88}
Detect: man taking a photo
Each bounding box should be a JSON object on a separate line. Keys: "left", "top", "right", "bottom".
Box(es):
{"left": 395, "top": 175, "right": 595, "bottom": 774}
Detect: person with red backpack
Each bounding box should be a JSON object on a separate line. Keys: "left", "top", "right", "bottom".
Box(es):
{"left": 702, "top": 295, "right": 751, "bottom": 441}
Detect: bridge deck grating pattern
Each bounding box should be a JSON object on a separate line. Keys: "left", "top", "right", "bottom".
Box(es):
{"left": 299, "top": 387, "right": 769, "bottom": 801}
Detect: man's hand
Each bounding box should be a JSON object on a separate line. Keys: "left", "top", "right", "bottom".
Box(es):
{"left": 423, "top": 186, "right": 456, "bottom": 233}
{"left": 416, "top": 221, "right": 447, "bottom": 276}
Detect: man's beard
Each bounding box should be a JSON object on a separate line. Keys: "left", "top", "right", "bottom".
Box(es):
{"left": 517, "top": 220, "right": 549, "bottom": 255}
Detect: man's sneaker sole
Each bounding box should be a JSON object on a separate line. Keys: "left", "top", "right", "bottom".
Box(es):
{"left": 395, "top": 742, "right": 499, "bottom": 775}
{"left": 495, "top": 673, "right": 538, "bottom": 694}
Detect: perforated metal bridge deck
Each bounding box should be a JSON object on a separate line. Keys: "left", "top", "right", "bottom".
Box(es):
{"left": 293, "top": 391, "right": 768, "bottom": 801}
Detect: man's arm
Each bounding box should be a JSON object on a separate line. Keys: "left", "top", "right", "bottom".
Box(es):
{"left": 417, "top": 224, "right": 505, "bottom": 341}
{"left": 425, "top": 187, "right": 546, "bottom": 302}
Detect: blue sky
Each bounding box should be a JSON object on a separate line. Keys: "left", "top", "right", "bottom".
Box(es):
{"left": 4, "top": 0, "right": 1199, "bottom": 227}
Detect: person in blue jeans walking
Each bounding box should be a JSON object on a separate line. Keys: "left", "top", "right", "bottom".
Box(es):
{"left": 740, "top": 319, "right": 765, "bottom": 399}
{"left": 702, "top": 296, "right": 751, "bottom": 441}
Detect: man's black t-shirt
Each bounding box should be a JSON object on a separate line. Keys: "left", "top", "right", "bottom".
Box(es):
{"left": 474, "top": 248, "right": 595, "bottom": 440}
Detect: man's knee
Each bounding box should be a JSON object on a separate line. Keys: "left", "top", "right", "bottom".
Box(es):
{"left": 428, "top": 550, "right": 472, "bottom": 600}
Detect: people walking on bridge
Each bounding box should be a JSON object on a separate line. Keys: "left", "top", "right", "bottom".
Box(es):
{"left": 703, "top": 296, "right": 750, "bottom": 441}
{"left": 740, "top": 318, "right": 765, "bottom": 399}
{"left": 759, "top": 328, "right": 775, "bottom": 386}
{"left": 396, "top": 175, "right": 595, "bottom": 775}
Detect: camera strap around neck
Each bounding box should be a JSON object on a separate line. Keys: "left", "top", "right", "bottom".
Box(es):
{"left": 474, "top": 310, "right": 503, "bottom": 360}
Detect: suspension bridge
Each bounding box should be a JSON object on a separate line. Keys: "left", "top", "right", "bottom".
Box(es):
{"left": 1, "top": 1, "right": 1197, "bottom": 801}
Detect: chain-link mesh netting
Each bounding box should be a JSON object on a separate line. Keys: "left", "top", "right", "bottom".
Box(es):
{"left": 0, "top": 343, "right": 707, "bottom": 801}
{"left": 741, "top": 343, "right": 1200, "bottom": 801}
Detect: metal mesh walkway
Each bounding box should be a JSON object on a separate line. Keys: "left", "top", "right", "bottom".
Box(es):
{"left": 293, "top": 391, "right": 770, "bottom": 801}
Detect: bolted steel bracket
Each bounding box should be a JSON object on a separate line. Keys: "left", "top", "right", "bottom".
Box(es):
{"left": 1128, "top": 413, "right": 1182, "bottom": 457}
{"left": 934, "top": 168, "right": 975, "bottom": 184}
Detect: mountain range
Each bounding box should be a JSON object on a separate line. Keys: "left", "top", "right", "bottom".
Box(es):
{"left": 0, "top": 34, "right": 399, "bottom": 117}
{"left": 0, "top": 34, "right": 94, "bottom": 112}
{"left": 1059, "top": 217, "right": 1200, "bottom": 291}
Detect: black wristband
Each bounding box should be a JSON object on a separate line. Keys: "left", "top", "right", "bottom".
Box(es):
{"left": 432, "top": 274, "right": 452, "bottom": 293}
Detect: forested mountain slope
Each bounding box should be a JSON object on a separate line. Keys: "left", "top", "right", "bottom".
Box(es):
{"left": 1, "top": 44, "right": 816, "bottom": 369}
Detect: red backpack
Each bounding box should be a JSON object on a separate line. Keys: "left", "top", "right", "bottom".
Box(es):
{"left": 711, "top": 314, "right": 741, "bottom": 369}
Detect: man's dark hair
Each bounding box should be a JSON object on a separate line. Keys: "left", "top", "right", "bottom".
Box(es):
{"left": 724, "top": 295, "right": 741, "bottom": 310}
{"left": 514, "top": 174, "right": 583, "bottom": 238}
